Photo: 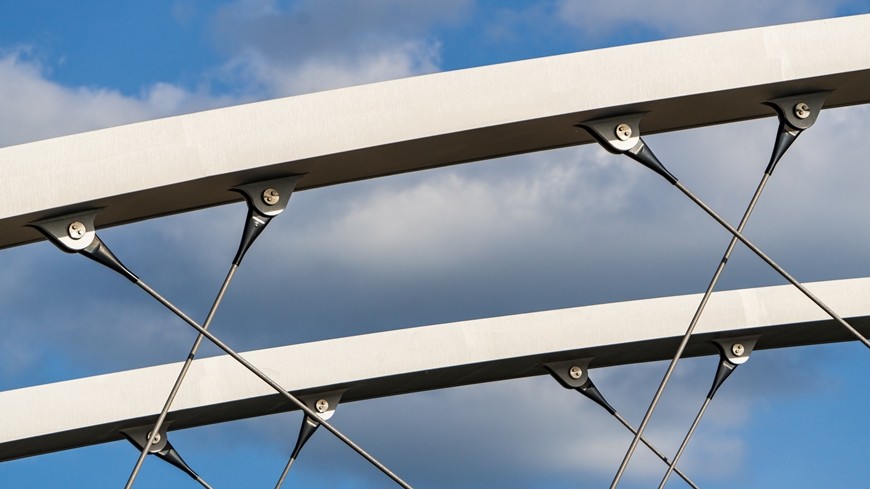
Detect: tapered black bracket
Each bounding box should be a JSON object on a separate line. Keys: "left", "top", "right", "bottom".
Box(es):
{"left": 121, "top": 423, "right": 208, "bottom": 485}
{"left": 708, "top": 336, "right": 759, "bottom": 399}
{"left": 29, "top": 210, "right": 139, "bottom": 282}
{"left": 577, "top": 114, "right": 677, "bottom": 185}
{"left": 545, "top": 358, "right": 592, "bottom": 388}
{"left": 230, "top": 174, "right": 304, "bottom": 265}
{"left": 763, "top": 91, "right": 831, "bottom": 174}
{"left": 544, "top": 358, "right": 617, "bottom": 415}
{"left": 287, "top": 390, "right": 345, "bottom": 464}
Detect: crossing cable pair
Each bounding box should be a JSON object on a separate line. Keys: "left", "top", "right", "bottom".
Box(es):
{"left": 30, "top": 177, "right": 412, "bottom": 488}
{"left": 545, "top": 360, "right": 700, "bottom": 488}
{"left": 27, "top": 92, "right": 869, "bottom": 487}
{"left": 576, "top": 92, "right": 870, "bottom": 488}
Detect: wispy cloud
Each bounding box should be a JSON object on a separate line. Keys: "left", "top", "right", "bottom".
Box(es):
{"left": 2, "top": 3, "right": 869, "bottom": 486}
{"left": 209, "top": 0, "right": 470, "bottom": 97}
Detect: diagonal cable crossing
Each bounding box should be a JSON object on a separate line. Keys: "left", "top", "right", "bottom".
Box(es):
{"left": 20, "top": 97, "right": 870, "bottom": 488}
{"left": 578, "top": 97, "right": 870, "bottom": 488}
{"left": 125, "top": 176, "right": 301, "bottom": 487}
{"left": 29, "top": 179, "right": 413, "bottom": 488}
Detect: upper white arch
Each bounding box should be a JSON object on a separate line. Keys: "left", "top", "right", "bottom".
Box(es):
{"left": 1, "top": 14, "right": 870, "bottom": 249}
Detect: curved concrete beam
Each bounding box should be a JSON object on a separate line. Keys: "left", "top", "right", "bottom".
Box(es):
{"left": 1, "top": 277, "right": 869, "bottom": 461}
{"left": 2, "top": 14, "right": 870, "bottom": 249}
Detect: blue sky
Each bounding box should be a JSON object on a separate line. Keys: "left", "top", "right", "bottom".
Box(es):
{"left": 2, "top": 1, "right": 870, "bottom": 487}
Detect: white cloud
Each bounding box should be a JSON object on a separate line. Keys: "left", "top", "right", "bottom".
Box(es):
{"left": 0, "top": 50, "right": 231, "bottom": 147}
{"left": 0, "top": 51, "right": 156, "bottom": 146}
{"left": 2, "top": 4, "right": 869, "bottom": 486}
{"left": 220, "top": 39, "right": 442, "bottom": 97}
{"left": 209, "top": 0, "right": 470, "bottom": 97}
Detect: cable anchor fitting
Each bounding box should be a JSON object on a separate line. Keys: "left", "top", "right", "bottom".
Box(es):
{"left": 544, "top": 358, "right": 699, "bottom": 489}
{"left": 275, "top": 390, "right": 346, "bottom": 488}
{"left": 230, "top": 174, "right": 304, "bottom": 265}
{"left": 763, "top": 91, "right": 831, "bottom": 174}
{"left": 577, "top": 113, "right": 677, "bottom": 185}
{"left": 29, "top": 210, "right": 139, "bottom": 282}
{"left": 121, "top": 423, "right": 212, "bottom": 488}
{"left": 544, "top": 358, "right": 617, "bottom": 415}
{"left": 708, "top": 335, "right": 759, "bottom": 399}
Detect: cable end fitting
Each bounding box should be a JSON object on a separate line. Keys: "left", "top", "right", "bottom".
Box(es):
{"left": 708, "top": 336, "right": 759, "bottom": 399}
{"left": 627, "top": 140, "right": 678, "bottom": 185}
{"left": 121, "top": 425, "right": 207, "bottom": 483}
{"left": 230, "top": 174, "right": 304, "bottom": 265}
{"left": 29, "top": 210, "right": 138, "bottom": 282}
{"left": 763, "top": 91, "right": 831, "bottom": 175}
{"left": 232, "top": 211, "right": 272, "bottom": 266}
{"left": 81, "top": 235, "right": 139, "bottom": 283}
{"left": 578, "top": 114, "right": 677, "bottom": 185}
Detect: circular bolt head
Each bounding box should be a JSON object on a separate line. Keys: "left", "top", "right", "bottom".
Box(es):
{"left": 147, "top": 432, "right": 161, "bottom": 445}
{"left": 794, "top": 102, "right": 811, "bottom": 120}
{"left": 568, "top": 365, "right": 583, "bottom": 380}
{"left": 262, "top": 188, "right": 280, "bottom": 206}
{"left": 615, "top": 123, "right": 632, "bottom": 141}
{"left": 67, "top": 221, "right": 87, "bottom": 240}
{"left": 315, "top": 399, "right": 329, "bottom": 413}
{"left": 731, "top": 343, "right": 745, "bottom": 357}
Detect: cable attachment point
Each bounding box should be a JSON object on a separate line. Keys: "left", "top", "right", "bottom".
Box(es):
{"left": 544, "top": 358, "right": 592, "bottom": 387}
{"left": 29, "top": 210, "right": 99, "bottom": 252}
{"left": 544, "top": 359, "right": 699, "bottom": 488}
{"left": 708, "top": 336, "right": 759, "bottom": 399}
{"left": 29, "top": 210, "right": 139, "bottom": 282}
{"left": 294, "top": 389, "right": 344, "bottom": 444}
{"left": 545, "top": 358, "right": 618, "bottom": 416}
{"left": 765, "top": 91, "right": 830, "bottom": 133}
{"left": 276, "top": 390, "right": 345, "bottom": 488}
{"left": 763, "top": 91, "right": 831, "bottom": 174}
{"left": 577, "top": 114, "right": 678, "bottom": 185}
{"left": 230, "top": 175, "right": 304, "bottom": 265}
{"left": 121, "top": 424, "right": 212, "bottom": 488}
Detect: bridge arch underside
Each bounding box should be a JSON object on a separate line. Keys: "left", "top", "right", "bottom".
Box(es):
{"left": 1, "top": 13, "right": 869, "bottom": 486}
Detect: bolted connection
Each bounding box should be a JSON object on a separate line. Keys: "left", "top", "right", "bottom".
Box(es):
{"left": 262, "top": 188, "right": 280, "bottom": 206}
{"left": 68, "top": 221, "right": 86, "bottom": 240}
{"left": 315, "top": 399, "right": 329, "bottom": 413}
{"left": 794, "top": 102, "right": 811, "bottom": 120}
{"left": 615, "top": 123, "right": 632, "bottom": 141}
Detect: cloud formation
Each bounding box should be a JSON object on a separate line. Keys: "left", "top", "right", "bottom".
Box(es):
{"left": 2, "top": 2, "right": 870, "bottom": 487}
{"left": 210, "top": 0, "right": 470, "bottom": 96}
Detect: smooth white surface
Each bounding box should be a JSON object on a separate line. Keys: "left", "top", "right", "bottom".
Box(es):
{"left": 2, "top": 277, "right": 868, "bottom": 460}
{"left": 2, "top": 15, "right": 870, "bottom": 248}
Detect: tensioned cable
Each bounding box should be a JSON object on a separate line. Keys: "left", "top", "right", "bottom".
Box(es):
{"left": 657, "top": 391, "right": 715, "bottom": 487}
{"left": 674, "top": 180, "right": 870, "bottom": 349}
{"left": 576, "top": 113, "right": 870, "bottom": 488}
{"left": 611, "top": 157, "right": 870, "bottom": 488}
{"left": 552, "top": 372, "right": 699, "bottom": 489}
{"left": 125, "top": 264, "right": 238, "bottom": 489}
{"left": 31, "top": 206, "right": 412, "bottom": 487}
{"left": 275, "top": 415, "right": 320, "bottom": 488}
{"left": 132, "top": 278, "right": 412, "bottom": 488}
{"left": 126, "top": 180, "right": 296, "bottom": 486}
{"left": 657, "top": 344, "right": 748, "bottom": 487}
{"left": 611, "top": 411, "right": 697, "bottom": 489}
{"left": 611, "top": 170, "right": 771, "bottom": 487}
